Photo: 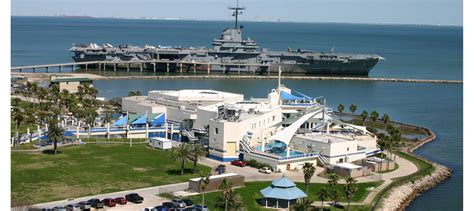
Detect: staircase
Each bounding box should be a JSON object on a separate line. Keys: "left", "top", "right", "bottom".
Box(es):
{"left": 239, "top": 136, "right": 254, "bottom": 153}
{"left": 181, "top": 130, "right": 198, "bottom": 142}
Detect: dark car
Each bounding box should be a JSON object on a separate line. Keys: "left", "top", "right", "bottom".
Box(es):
{"left": 102, "top": 198, "right": 116, "bottom": 207}
{"left": 76, "top": 201, "right": 91, "bottom": 210}
{"left": 153, "top": 206, "right": 168, "bottom": 211}
{"left": 114, "top": 196, "right": 128, "bottom": 205}
{"left": 162, "top": 201, "right": 178, "bottom": 209}
{"left": 88, "top": 198, "right": 104, "bottom": 209}
{"left": 126, "top": 193, "right": 144, "bottom": 203}
{"left": 182, "top": 198, "right": 193, "bottom": 206}
{"left": 231, "top": 160, "right": 247, "bottom": 167}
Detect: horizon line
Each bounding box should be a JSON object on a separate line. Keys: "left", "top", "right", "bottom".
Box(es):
{"left": 11, "top": 15, "right": 463, "bottom": 27}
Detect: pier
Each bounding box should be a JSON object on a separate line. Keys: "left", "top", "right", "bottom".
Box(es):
{"left": 11, "top": 60, "right": 270, "bottom": 74}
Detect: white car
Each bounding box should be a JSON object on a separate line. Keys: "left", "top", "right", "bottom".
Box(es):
{"left": 259, "top": 167, "right": 272, "bottom": 174}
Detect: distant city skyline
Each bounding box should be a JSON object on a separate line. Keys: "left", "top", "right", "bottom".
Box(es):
{"left": 12, "top": 0, "right": 463, "bottom": 26}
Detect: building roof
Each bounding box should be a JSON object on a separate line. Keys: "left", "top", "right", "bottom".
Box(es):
{"left": 260, "top": 176, "right": 307, "bottom": 200}
{"left": 50, "top": 77, "right": 93, "bottom": 83}
{"left": 334, "top": 162, "right": 363, "bottom": 170}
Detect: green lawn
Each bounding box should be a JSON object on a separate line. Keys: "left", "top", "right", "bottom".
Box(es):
{"left": 11, "top": 144, "right": 211, "bottom": 206}
{"left": 186, "top": 181, "right": 383, "bottom": 211}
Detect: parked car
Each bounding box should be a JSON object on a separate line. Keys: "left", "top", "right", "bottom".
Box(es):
{"left": 231, "top": 160, "right": 247, "bottom": 167}
{"left": 153, "top": 205, "right": 167, "bottom": 211}
{"left": 114, "top": 196, "right": 128, "bottom": 205}
{"left": 191, "top": 204, "right": 209, "bottom": 211}
{"left": 102, "top": 198, "right": 116, "bottom": 207}
{"left": 172, "top": 199, "right": 187, "bottom": 208}
{"left": 76, "top": 201, "right": 91, "bottom": 210}
{"left": 65, "top": 204, "right": 81, "bottom": 211}
{"left": 41, "top": 208, "right": 53, "bottom": 211}
{"left": 259, "top": 167, "right": 272, "bottom": 174}
{"left": 182, "top": 198, "right": 194, "bottom": 206}
{"left": 126, "top": 193, "right": 144, "bottom": 203}
{"left": 52, "top": 206, "right": 66, "bottom": 211}
{"left": 88, "top": 198, "right": 104, "bottom": 209}
{"left": 162, "top": 201, "right": 178, "bottom": 209}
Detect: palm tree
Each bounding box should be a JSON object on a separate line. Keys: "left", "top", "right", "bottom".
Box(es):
{"left": 302, "top": 162, "right": 316, "bottom": 194}
{"left": 360, "top": 110, "right": 368, "bottom": 126}
{"left": 337, "top": 104, "right": 345, "bottom": 120}
{"left": 349, "top": 104, "right": 357, "bottom": 122}
{"left": 370, "top": 111, "right": 379, "bottom": 130}
{"left": 345, "top": 177, "right": 357, "bottom": 211}
{"left": 327, "top": 173, "right": 339, "bottom": 207}
{"left": 171, "top": 143, "right": 191, "bottom": 175}
{"left": 381, "top": 114, "right": 390, "bottom": 131}
{"left": 376, "top": 133, "right": 390, "bottom": 172}
{"left": 317, "top": 188, "right": 329, "bottom": 208}
{"left": 291, "top": 198, "right": 312, "bottom": 211}
{"left": 47, "top": 121, "right": 65, "bottom": 154}
{"left": 190, "top": 144, "right": 207, "bottom": 173}
{"left": 219, "top": 178, "right": 233, "bottom": 211}
{"left": 198, "top": 173, "right": 211, "bottom": 206}
{"left": 12, "top": 107, "right": 25, "bottom": 147}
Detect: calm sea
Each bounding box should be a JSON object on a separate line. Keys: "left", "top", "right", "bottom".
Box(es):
{"left": 11, "top": 17, "right": 463, "bottom": 210}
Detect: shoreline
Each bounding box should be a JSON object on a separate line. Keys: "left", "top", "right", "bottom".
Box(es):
{"left": 377, "top": 126, "right": 453, "bottom": 210}
{"left": 12, "top": 72, "right": 463, "bottom": 84}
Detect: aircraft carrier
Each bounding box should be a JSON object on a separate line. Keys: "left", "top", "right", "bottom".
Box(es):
{"left": 69, "top": 2, "right": 382, "bottom": 75}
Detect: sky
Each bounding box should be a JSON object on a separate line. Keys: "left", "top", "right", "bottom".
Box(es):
{"left": 11, "top": 0, "right": 463, "bottom": 26}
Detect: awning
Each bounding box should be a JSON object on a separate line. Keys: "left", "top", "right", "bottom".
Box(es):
{"left": 149, "top": 113, "right": 165, "bottom": 126}
{"left": 131, "top": 113, "right": 161, "bottom": 125}
{"left": 112, "top": 115, "right": 128, "bottom": 127}
{"left": 280, "top": 91, "right": 304, "bottom": 101}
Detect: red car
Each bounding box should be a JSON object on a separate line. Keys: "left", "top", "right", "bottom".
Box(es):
{"left": 114, "top": 197, "right": 127, "bottom": 205}
{"left": 102, "top": 198, "right": 116, "bottom": 207}
{"left": 231, "top": 160, "right": 247, "bottom": 167}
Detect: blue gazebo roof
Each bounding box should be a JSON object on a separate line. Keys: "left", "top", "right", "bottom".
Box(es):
{"left": 260, "top": 176, "right": 307, "bottom": 200}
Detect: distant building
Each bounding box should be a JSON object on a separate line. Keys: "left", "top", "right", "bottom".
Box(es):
{"left": 50, "top": 76, "right": 93, "bottom": 93}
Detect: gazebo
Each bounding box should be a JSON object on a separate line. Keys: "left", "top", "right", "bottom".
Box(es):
{"left": 260, "top": 175, "right": 307, "bottom": 209}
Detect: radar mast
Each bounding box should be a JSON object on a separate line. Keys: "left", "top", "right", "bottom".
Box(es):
{"left": 228, "top": 0, "right": 245, "bottom": 29}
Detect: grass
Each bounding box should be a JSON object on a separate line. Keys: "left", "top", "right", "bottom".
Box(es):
{"left": 81, "top": 137, "right": 147, "bottom": 143}
{"left": 371, "top": 151, "right": 434, "bottom": 209}
{"left": 186, "top": 181, "right": 383, "bottom": 211}
{"left": 12, "top": 141, "right": 39, "bottom": 150}
{"left": 11, "top": 143, "right": 211, "bottom": 206}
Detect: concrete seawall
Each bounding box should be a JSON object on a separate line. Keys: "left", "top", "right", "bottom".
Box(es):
{"left": 12, "top": 72, "right": 463, "bottom": 84}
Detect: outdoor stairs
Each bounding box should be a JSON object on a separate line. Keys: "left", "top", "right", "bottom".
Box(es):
{"left": 181, "top": 129, "right": 198, "bottom": 142}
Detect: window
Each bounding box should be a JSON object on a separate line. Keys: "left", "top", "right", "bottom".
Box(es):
{"left": 339, "top": 158, "right": 344, "bottom": 163}
{"left": 347, "top": 147, "right": 349, "bottom": 151}
{"left": 215, "top": 128, "right": 218, "bottom": 134}
{"left": 273, "top": 116, "right": 276, "bottom": 121}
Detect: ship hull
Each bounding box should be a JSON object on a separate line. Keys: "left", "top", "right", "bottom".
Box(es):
{"left": 269, "top": 57, "right": 379, "bottom": 76}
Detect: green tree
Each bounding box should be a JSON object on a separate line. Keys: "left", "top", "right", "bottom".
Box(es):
{"left": 337, "top": 104, "right": 345, "bottom": 120}
{"left": 128, "top": 90, "right": 142, "bottom": 96}
{"left": 190, "top": 144, "right": 207, "bottom": 173}
{"left": 349, "top": 104, "right": 357, "bottom": 122}
{"left": 291, "top": 198, "right": 313, "bottom": 211}
{"left": 198, "top": 173, "right": 211, "bottom": 206}
{"left": 370, "top": 111, "right": 379, "bottom": 130}
{"left": 327, "top": 173, "right": 339, "bottom": 207}
{"left": 47, "top": 120, "right": 65, "bottom": 154}
{"left": 302, "top": 162, "right": 316, "bottom": 194}
{"left": 317, "top": 187, "right": 329, "bottom": 208}
{"left": 171, "top": 143, "right": 191, "bottom": 175}
{"left": 361, "top": 110, "right": 368, "bottom": 126}
{"left": 219, "top": 178, "right": 233, "bottom": 211}
{"left": 12, "top": 107, "right": 25, "bottom": 147}
{"left": 345, "top": 177, "right": 357, "bottom": 211}
{"left": 381, "top": 114, "right": 390, "bottom": 131}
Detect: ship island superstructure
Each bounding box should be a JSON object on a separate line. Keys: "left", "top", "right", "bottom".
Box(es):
{"left": 69, "top": 2, "right": 382, "bottom": 76}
